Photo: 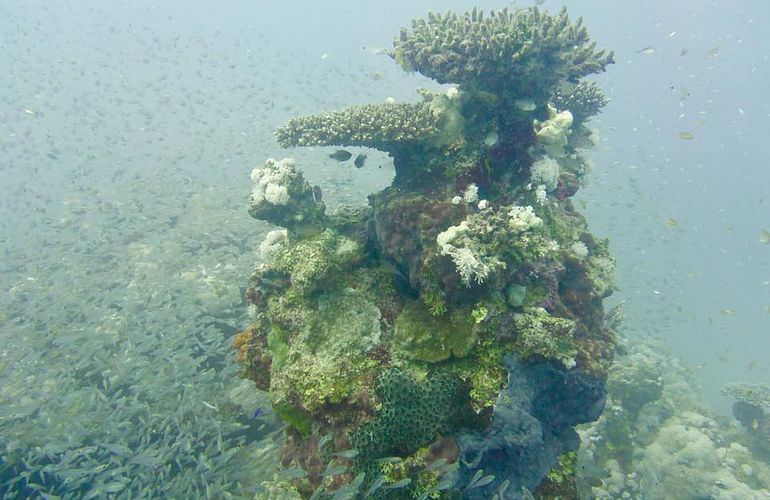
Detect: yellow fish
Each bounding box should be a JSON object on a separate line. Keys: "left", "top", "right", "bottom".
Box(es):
{"left": 704, "top": 47, "right": 720, "bottom": 59}
{"left": 679, "top": 131, "right": 694, "bottom": 140}
{"left": 760, "top": 228, "right": 770, "bottom": 244}
{"left": 665, "top": 217, "right": 680, "bottom": 228}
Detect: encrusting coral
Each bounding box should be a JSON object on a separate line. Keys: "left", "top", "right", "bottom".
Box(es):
{"left": 236, "top": 5, "right": 617, "bottom": 498}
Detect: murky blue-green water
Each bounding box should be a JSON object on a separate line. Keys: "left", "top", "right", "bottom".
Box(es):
{"left": 1, "top": 0, "right": 768, "bottom": 497}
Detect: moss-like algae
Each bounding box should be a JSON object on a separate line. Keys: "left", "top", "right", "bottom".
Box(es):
{"left": 513, "top": 307, "right": 578, "bottom": 368}
{"left": 391, "top": 300, "right": 476, "bottom": 363}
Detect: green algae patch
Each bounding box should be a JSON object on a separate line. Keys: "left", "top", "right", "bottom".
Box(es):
{"left": 273, "top": 401, "right": 312, "bottom": 437}
{"left": 271, "top": 229, "right": 362, "bottom": 294}
{"left": 513, "top": 307, "right": 577, "bottom": 368}
{"left": 391, "top": 300, "right": 476, "bottom": 363}
{"left": 270, "top": 288, "right": 382, "bottom": 414}
{"left": 452, "top": 337, "right": 509, "bottom": 412}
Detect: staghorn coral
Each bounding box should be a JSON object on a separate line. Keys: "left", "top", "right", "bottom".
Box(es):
{"left": 392, "top": 7, "right": 614, "bottom": 100}
{"left": 552, "top": 80, "right": 609, "bottom": 125}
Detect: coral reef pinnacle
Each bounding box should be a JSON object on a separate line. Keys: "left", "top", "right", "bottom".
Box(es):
{"left": 237, "top": 5, "right": 617, "bottom": 498}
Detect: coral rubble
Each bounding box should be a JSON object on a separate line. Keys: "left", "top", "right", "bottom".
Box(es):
{"left": 578, "top": 336, "right": 770, "bottom": 499}
{"left": 236, "top": 5, "right": 617, "bottom": 498}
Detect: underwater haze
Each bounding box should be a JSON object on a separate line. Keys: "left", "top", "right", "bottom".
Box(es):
{"left": 1, "top": 0, "right": 768, "bottom": 498}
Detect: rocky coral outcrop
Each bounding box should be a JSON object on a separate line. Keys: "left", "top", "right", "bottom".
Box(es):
{"left": 236, "top": 5, "right": 617, "bottom": 498}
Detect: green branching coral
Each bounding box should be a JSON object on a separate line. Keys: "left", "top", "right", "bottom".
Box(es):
{"left": 392, "top": 7, "right": 614, "bottom": 99}
{"left": 551, "top": 81, "right": 609, "bottom": 124}
{"left": 536, "top": 451, "right": 579, "bottom": 498}
{"left": 276, "top": 101, "right": 443, "bottom": 154}
{"left": 453, "top": 336, "right": 508, "bottom": 412}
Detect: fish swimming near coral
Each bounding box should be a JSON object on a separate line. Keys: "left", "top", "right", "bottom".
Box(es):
{"left": 329, "top": 149, "right": 352, "bottom": 162}
{"left": 354, "top": 153, "right": 367, "bottom": 168}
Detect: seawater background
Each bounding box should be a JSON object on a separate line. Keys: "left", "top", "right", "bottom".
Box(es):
{"left": 1, "top": 0, "right": 768, "bottom": 496}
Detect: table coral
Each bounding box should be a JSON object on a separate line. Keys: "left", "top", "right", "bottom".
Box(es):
{"left": 392, "top": 7, "right": 614, "bottom": 100}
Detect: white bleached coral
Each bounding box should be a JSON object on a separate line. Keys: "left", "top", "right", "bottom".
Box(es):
{"left": 530, "top": 155, "right": 560, "bottom": 191}
{"left": 247, "top": 157, "right": 326, "bottom": 229}
{"left": 259, "top": 229, "right": 288, "bottom": 263}
{"left": 250, "top": 158, "right": 296, "bottom": 207}
{"left": 463, "top": 183, "right": 479, "bottom": 203}
{"left": 570, "top": 241, "right": 589, "bottom": 259}
{"left": 436, "top": 203, "right": 553, "bottom": 287}
{"left": 507, "top": 204, "right": 543, "bottom": 232}
{"left": 534, "top": 104, "right": 573, "bottom": 157}
{"left": 437, "top": 220, "right": 501, "bottom": 286}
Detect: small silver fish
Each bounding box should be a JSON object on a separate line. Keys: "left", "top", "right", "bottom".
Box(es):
{"left": 637, "top": 47, "right": 656, "bottom": 55}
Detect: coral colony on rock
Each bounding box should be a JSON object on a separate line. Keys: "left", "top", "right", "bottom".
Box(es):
{"left": 577, "top": 336, "right": 770, "bottom": 499}
{"left": 235, "top": 6, "right": 616, "bottom": 499}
